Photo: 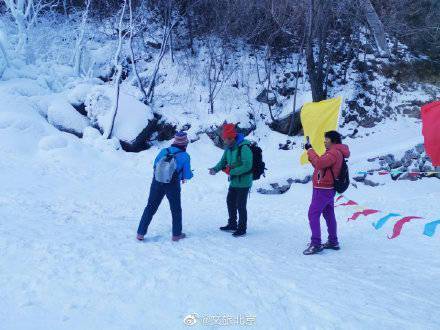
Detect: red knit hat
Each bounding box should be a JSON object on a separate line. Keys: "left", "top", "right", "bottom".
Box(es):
{"left": 222, "top": 124, "right": 237, "bottom": 139}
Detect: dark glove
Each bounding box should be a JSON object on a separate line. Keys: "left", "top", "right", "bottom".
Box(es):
{"left": 304, "top": 142, "right": 312, "bottom": 150}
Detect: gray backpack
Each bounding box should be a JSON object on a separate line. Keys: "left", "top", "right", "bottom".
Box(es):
{"left": 154, "top": 148, "right": 183, "bottom": 183}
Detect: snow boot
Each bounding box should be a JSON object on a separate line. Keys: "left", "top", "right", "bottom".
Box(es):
{"left": 172, "top": 233, "right": 186, "bottom": 242}
{"left": 232, "top": 228, "right": 246, "bottom": 237}
{"left": 322, "top": 241, "right": 340, "bottom": 250}
{"left": 136, "top": 234, "right": 144, "bottom": 241}
{"left": 303, "top": 244, "right": 323, "bottom": 255}
{"left": 220, "top": 223, "right": 238, "bottom": 231}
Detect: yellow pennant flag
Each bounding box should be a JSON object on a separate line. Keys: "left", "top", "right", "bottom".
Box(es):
{"left": 300, "top": 97, "right": 342, "bottom": 165}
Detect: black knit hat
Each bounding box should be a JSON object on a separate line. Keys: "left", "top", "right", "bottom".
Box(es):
{"left": 325, "top": 131, "right": 342, "bottom": 144}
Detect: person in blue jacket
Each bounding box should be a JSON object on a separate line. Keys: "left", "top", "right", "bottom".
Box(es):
{"left": 137, "top": 132, "right": 193, "bottom": 242}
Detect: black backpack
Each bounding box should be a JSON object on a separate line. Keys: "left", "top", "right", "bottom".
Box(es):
{"left": 238, "top": 142, "right": 266, "bottom": 181}
{"left": 330, "top": 156, "right": 350, "bottom": 194}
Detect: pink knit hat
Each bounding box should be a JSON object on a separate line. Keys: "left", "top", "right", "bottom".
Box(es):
{"left": 173, "top": 131, "right": 189, "bottom": 147}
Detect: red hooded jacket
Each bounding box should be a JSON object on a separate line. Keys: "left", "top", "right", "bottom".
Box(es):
{"left": 307, "top": 144, "right": 350, "bottom": 189}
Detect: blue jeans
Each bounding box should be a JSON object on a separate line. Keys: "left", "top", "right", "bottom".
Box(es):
{"left": 137, "top": 178, "right": 182, "bottom": 236}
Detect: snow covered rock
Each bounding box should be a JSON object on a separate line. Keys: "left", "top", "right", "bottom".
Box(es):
{"left": 0, "top": 78, "right": 48, "bottom": 97}
{"left": 257, "top": 183, "right": 291, "bottom": 195}
{"left": 278, "top": 139, "right": 296, "bottom": 150}
{"left": 363, "top": 179, "right": 381, "bottom": 187}
{"left": 82, "top": 126, "right": 121, "bottom": 151}
{"left": 66, "top": 80, "right": 104, "bottom": 108}
{"left": 368, "top": 144, "right": 438, "bottom": 181}
{"left": 84, "top": 86, "right": 154, "bottom": 151}
{"left": 256, "top": 89, "right": 277, "bottom": 106}
{"left": 47, "top": 98, "right": 89, "bottom": 137}
{"left": 258, "top": 175, "right": 311, "bottom": 195}
{"left": 269, "top": 111, "right": 302, "bottom": 136}
{"left": 206, "top": 124, "right": 255, "bottom": 149}
{"left": 353, "top": 174, "right": 367, "bottom": 182}
{"left": 288, "top": 175, "right": 312, "bottom": 184}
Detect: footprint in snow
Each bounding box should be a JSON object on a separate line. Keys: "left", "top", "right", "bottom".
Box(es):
{"left": 38, "top": 135, "right": 68, "bottom": 151}
{"left": 0, "top": 118, "right": 13, "bottom": 129}
{"left": 134, "top": 235, "right": 163, "bottom": 243}
{"left": 146, "top": 235, "right": 163, "bottom": 242}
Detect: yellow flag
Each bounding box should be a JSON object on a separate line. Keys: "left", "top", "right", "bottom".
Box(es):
{"left": 300, "top": 97, "right": 342, "bottom": 165}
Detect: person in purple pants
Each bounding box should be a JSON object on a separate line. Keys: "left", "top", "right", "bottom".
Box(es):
{"left": 303, "top": 131, "right": 350, "bottom": 255}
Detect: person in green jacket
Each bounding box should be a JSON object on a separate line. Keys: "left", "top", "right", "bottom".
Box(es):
{"left": 209, "top": 123, "right": 253, "bottom": 237}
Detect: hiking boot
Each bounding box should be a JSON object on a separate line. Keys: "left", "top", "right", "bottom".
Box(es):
{"left": 322, "top": 241, "right": 340, "bottom": 250}
{"left": 136, "top": 234, "right": 144, "bottom": 241}
{"left": 172, "top": 233, "right": 186, "bottom": 242}
{"left": 220, "top": 223, "right": 238, "bottom": 231}
{"left": 303, "top": 244, "right": 323, "bottom": 255}
{"left": 232, "top": 228, "right": 246, "bottom": 237}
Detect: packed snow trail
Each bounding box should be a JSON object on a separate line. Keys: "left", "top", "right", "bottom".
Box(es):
{"left": 1, "top": 91, "right": 440, "bottom": 329}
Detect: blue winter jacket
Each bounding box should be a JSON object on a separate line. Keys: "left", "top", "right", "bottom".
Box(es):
{"left": 154, "top": 146, "right": 193, "bottom": 181}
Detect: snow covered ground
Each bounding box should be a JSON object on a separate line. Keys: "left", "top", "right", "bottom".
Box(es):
{"left": 1, "top": 81, "right": 440, "bottom": 329}
{"left": 0, "top": 13, "right": 439, "bottom": 330}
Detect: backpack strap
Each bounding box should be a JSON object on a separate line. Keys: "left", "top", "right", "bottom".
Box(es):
{"left": 238, "top": 144, "right": 243, "bottom": 160}
{"left": 170, "top": 148, "right": 184, "bottom": 156}
{"left": 164, "top": 148, "right": 183, "bottom": 159}
{"left": 327, "top": 150, "right": 344, "bottom": 181}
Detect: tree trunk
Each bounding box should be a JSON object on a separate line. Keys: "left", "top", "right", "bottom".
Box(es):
{"left": 0, "top": 30, "right": 9, "bottom": 67}
{"left": 73, "top": 0, "right": 91, "bottom": 76}
{"left": 128, "top": 0, "right": 148, "bottom": 101}
{"left": 209, "top": 97, "right": 214, "bottom": 114}
{"left": 208, "top": 56, "right": 215, "bottom": 114}
{"left": 359, "top": 0, "right": 390, "bottom": 56}
{"left": 106, "top": 64, "right": 122, "bottom": 139}
{"left": 145, "top": 19, "right": 174, "bottom": 103}
{"left": 186, "top": 11, "right": 194, "bottom": 55}
{"left": 287, "top": 54, "right": 302, "bottom": 135}
{"left": 169, "top": 28, "right": 174, "bottom": 62}
{"left": 305, "top": 0, "right": 328, "bottom": 102}
{"left": 106, "top": 0, "right": 127, "bottom": 139}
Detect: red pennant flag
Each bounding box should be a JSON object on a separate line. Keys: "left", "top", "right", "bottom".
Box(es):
{"left": 347, "top": 209, "right": 379, "bottom": 221}
{"left": 336, "top": 200, "right": 358, "bottom": 207}
{"left": 378, "top": 171, "right": 389, "bottom": 175}
{"left": 388, "top": 216, "right": 423, "bottom": 239}
{"left": 422, "top": 101, "right": 440, "bottom": 166}
{"left": 336, "top": 195, "right": 344, "bottom": 202}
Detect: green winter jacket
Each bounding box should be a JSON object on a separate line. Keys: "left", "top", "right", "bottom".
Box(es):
{"left": 213, "top": 137, "right": 253, "bottom": 188}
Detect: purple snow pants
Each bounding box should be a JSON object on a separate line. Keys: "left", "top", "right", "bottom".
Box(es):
{"left": 308, "top": 188, "right": 338, "bottom": 247}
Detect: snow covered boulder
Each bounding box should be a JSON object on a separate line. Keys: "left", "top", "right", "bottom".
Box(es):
{"left": 85, "top": 86, "right": 154, "bottom": 151}
{"left": 82, "top": 126, "right": 121, "bottom": 151}
{"left": 66, "top": 80, "right": 104, "bottom": 108}
{"left": 206, "top": 123, "right": 255, "bottom": 149}
{"left": 257, "top": 183, "right": 291, "bottom": 195}
{"left": 256, "top": 89, "right": 277, "bottom": 106}
{"left": 269, "top": 111, "right": 302, "bottom": 136}
{"left": 47, "top": 98, "right": 89, "bottom": 137}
